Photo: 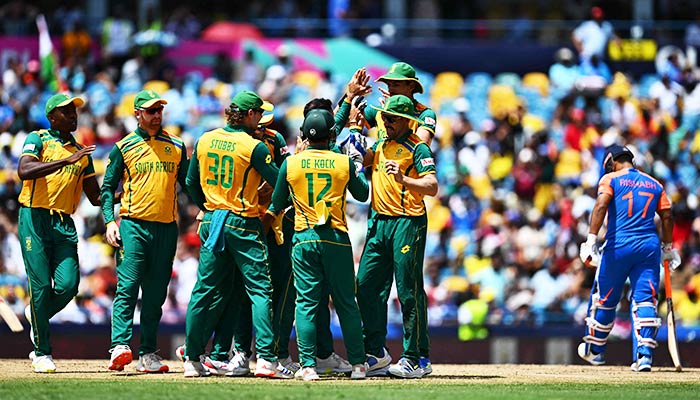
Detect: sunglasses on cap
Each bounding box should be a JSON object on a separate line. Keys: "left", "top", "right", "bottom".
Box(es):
{"left": 139, "top": 106, "right": 164, "bottom": 115}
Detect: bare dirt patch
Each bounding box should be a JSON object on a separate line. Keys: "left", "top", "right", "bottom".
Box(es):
{"left": 1, "top": 360, "right": 698, "bottom": 384}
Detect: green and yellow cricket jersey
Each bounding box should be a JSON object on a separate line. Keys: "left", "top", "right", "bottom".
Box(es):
{"left": 365, "top": 100, "right": 436, "bottom": 139}
{"left": 18, "top": 129, "right": 96, "bottom": 214}
{"left": 368, "top": 132, "right": 436, "bottom": 216}
{"left": 101, "top": 127, "right": 187, "bottom": 224}
{"left": 186, "top": 124, "right": 278, "bottom": 216}
{"left": 269, "top": 146, "right": 368, "bottom": 232}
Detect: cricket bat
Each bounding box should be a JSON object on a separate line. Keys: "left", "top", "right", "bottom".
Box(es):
{"left": 663, "top": 260, "right": 682, "bottom": 372}
{"left": 0, "top": 297, "right": 24, "bottom": 332}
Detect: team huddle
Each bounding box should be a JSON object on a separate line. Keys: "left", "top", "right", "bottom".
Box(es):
{"left": 18, "top": 62, "right": 439, "bottom": 380}
{"left": 18, "top": 58, "right": 681, "bottom": 378}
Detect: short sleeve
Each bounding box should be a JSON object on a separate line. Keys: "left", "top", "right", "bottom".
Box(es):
{"left": 597, "top": 174, "right": 613, "bottom": 197}
{"left": 413, "top": 143, "right": 436, "bottom": 176}
{"left": 657, "top": 190, "right": 672, "bottom": 211}
{"left": 21, "top": 132, "right": 43, "bottom": 159}
{"left": 418, "top": 108, "right": 437, "bottom": 134}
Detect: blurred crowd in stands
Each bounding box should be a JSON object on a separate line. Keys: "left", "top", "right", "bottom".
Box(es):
{"left": 2, "top": 4, "right": 700, "bottom": 344}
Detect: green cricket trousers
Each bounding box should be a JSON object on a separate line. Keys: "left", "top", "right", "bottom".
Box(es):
{"left": 211, "top": 209, "right": 296, "bottom": 361}
{"left": 110, "top": 218, "right": 177, "bottom": 355}
{"left": 356, "top": 213, "right": 429, "bottom": 362}
{"left": 185, "top": 212, "right": 277, "bottom": 361}
{"left": 292, "top": 226, "right": 365, "bottom": 367}
{"left": 19, "top": 206, "right": 79, "bottom": 357}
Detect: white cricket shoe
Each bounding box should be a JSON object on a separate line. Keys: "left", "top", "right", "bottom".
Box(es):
{"left": 202, "top": 357, "right": 233, "bottom": 376}
{"left": 136, "top": 352, "right": 169, "bottom": 373}
{"left": 229, "top": 350, "right": 251, "bottom": 376}
{"left": 366, "top": 347, "right": 391, "bottom": 376}
{"left": 388, "top": 357, "right": 425, "bottom": 379}
{"left": 631, "top": 355, "right": 652, "bottom": 372}
{"left": 32, "top": 354, "right": 56, "bottom": 373}
{"left": 577, "top": 343, "right": 605, "bottom": 366}
{"left": 316, "top": 352, "right": 352, "bottom": 374}
{"left": 295, "top": 366, "right": 319, "bottom": 381}
{"left": 108, "top": 345, "right": 133, "bottom": 371}
{"left": 350, "top": 363, "right": 368, "bottom": 379}
{"left": 280, "top": 356, "right": 301, "bottom": 372}
{"left": 254, "top": 358, "right": 294, "bottom": 379}
{"left": 183, "top": 359, "right": 210, "bottom": 378}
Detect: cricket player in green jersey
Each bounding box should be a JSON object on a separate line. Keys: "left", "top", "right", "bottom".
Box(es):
{"left": 204, "top": 113, "right": 299, "bottom": 375}
{"left": 102, "top": 90, "right": 188, "bottom": 373}
{"left": 355, "top": 95, "right": 438, "bottom": 378}
{"left": 264, "top": 109, "right": 369, "bottom": 381}
{"left": 363, "top": 62, "right": 436, "bottom": 145}
{"left": 182, "top": 90, "right": 292, "bottom": 379}
{"left": 18, "top": 93, "right": 100, "bottom": 373}
{"left": 226, "top": 69, "right": 372, "bottom": 375}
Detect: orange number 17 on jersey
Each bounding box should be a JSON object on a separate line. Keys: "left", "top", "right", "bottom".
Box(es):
{"left": 622, "top": 191, "right": 654, "bottom": 218}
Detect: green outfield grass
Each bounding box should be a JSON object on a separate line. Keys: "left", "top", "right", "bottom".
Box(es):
{"left": 1, "top": 379, "right": 699, "bottom": 400}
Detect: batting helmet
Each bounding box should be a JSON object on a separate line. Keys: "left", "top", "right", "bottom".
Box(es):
{"left": 603, "top": 144, "right": 634, "bottom": 174}
{"left": 301, "top": 109, "right": 335, "bottom": 140}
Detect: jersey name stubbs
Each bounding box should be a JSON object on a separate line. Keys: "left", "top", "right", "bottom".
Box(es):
{"left": 209, "top": 139, "right": 236, "bottom": 152}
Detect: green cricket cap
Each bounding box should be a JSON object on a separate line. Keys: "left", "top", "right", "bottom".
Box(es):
{"left": 371, "top": 95, "right": 421, "bottom": 123}
{"left": 231, "top": 90, "right": 273, "bottom": 112}
{"left": 301, "top": 109, "right": 335, "bottom": 140}
{"left": 376, "top": 62, "right": 424, "bottom": 94}
{"left": 45, "top": 93, "right": 85, "bottom": 116}
{"left": 134, "top": 89, "right": 168, "bottom": 109}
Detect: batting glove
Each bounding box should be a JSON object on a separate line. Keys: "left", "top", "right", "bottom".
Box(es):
{"left": 661, "top": 242, "right": 682, "bottom": 271}
{"left": 579, "top": 234, "right": 600, "bottom": 267}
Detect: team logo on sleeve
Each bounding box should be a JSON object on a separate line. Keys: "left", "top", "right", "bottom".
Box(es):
{"left": 25, "top": 237, "right": 32, "bottom": 251}
{"left": 420, "top": 158, "right": 435, "bottom": 167}
{"left": 424, "top": 117, "right": 436, "bottom": 125}
{"left": 401, "top": 245, "right": 411, "bottom": 254}
{"left": 23, "top": 144, "right": 36, "bottom": 152}
{"left": 265, "top": 155, "right": 272, "bottom": 164}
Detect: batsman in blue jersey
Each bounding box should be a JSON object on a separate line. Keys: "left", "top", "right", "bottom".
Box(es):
{"left": 578, "top": 145, "right": 680, "bottom": 372}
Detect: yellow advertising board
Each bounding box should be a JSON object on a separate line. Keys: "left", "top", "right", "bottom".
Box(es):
{"left": 608, "top": 39, "right": 657, "bottom": 61}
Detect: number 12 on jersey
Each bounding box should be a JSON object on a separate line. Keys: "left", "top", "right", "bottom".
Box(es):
{"left": 305, "top": 172, "right": 332, "bottom": 204}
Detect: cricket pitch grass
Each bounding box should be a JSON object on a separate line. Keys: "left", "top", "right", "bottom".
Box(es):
{"left": 1, "top": 360, "right": 699, "bottom": 400}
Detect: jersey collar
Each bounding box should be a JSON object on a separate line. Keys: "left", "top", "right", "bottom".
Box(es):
{"left": 224, "top": 124, "right": 253, "bottom": 134}
{"left": 135, "top": 126, "right": 163, "bottom": 139}
{"left": 46, "top": 128, "right": 76, "bottom": 145}
{"left": 307, "top": 144, "right": 330, "bottom": 150}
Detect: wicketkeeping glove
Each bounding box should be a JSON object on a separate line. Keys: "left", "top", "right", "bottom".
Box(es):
{"left": 579, "top": 234, "right": 600, "bottom": 267}
{"left": 340, "top": 134, "right": 365, "bottom": 172}
{"left": 661, "top": 242, "right": 682, "bottom": 271}
{"left": 340, "top": 132, "right": 367, "bottom": 157}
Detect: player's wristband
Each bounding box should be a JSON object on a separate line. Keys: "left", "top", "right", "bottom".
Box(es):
{"left": 106, "top": 221, "right": 117, "bottom": 227}
{"left": 662, "top": 242, "right": 673, "bottom": 251}
{"left": 586, "top": 233, "right": 597, "bottom": 244}
{"left": 349, "top": 125, "right": 363, "bottom": 132}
